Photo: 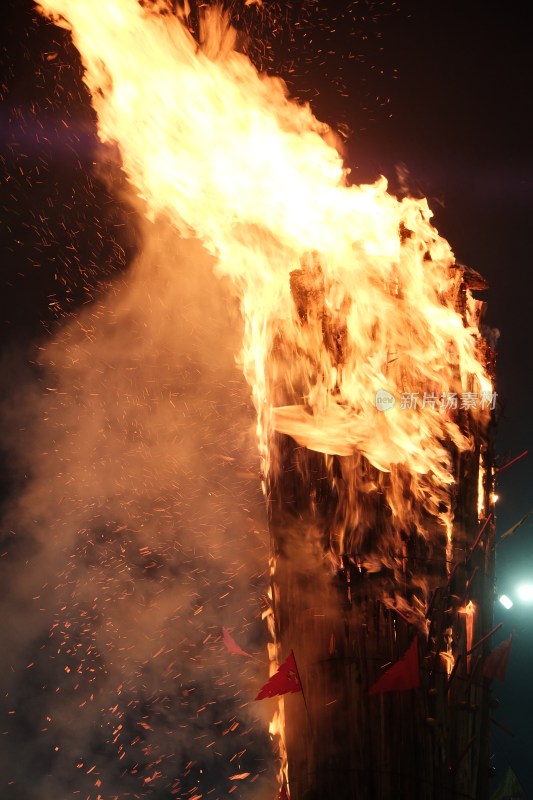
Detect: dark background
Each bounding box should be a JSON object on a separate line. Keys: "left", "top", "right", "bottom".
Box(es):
{"left": 2, "top": 0, "right": 533, "bottom": 796}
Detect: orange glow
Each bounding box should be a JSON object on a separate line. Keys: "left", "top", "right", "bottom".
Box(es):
{"left": 459, "top": 600, "right": 476, "bottom": 668}
{"left": 268, "top": 699, "right": 289, "bottom": 794}
{"left": 478, "top": 462, "right": 486, "bottom": 519}
{"left": 439, "top": 650, "right": 455, "bottom": 676}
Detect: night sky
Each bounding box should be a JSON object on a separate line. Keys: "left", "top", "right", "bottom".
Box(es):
{"left": 2, "top": 1, "right": 533, "bottom": 797}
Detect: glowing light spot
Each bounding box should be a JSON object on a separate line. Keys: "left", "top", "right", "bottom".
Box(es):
{"left": 517, "top": 584, "right": 533, "bottom": 602}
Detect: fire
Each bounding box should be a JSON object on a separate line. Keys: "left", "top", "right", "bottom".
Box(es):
{"left": 268, "top": 700, "right": 288, "bottom": 793}
{"left": 36, "top": 0, "right": 493, "bottom": 792}
{"left": 43, "top": 1, "right": 487, "bottom": 557}
{"left": 459, "top": 599, "right": 476, "bottom": 668}
{"left": 477, "top": 462, "right": 486, "bottom": 518}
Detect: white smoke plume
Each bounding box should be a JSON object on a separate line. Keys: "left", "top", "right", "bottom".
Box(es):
{"left": 0, "top": 213, "right": 276, "bottom": 799}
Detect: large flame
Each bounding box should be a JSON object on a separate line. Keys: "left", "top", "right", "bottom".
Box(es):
{"left": 37, "top": 0, "right": 489, "bottom": 500}
{"left": 36, "top": 0, "right": 492, "bottom": 790}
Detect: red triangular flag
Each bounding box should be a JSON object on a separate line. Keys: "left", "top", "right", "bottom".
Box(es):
{"left": 255, "top": 651, "right": 302, "bottom": 700}
{"left": 222, "top": 627, "right": 252, "bottom": 658}
{"left": 483, "top": 633, "right": 513, "bottom": 681}
{"left": 369, "top": 638, "right": 420, "bottom": 695}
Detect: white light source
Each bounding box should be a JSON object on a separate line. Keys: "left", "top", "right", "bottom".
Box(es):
{"left": 517, "top": 584, "right": 533, "bottom": 602}
{"left": 499, "top": 594, "right": 513, "bottom": 609}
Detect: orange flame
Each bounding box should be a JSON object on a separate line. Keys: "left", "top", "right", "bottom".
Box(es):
{"left": 459, "top": 600, "right": 476, "bottom": 668}
{"left": 36, "top": 2, "right": 490, "bottom": 490}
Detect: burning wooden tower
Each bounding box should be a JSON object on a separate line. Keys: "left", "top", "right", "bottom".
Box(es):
{"left": 34, "top": 3, "right": 499, "bottom": 798}
{"left": 263, "top": 252, "right": 496, "bottom": 800}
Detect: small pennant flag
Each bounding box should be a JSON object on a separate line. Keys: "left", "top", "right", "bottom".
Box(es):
{"left": 222, "top": 628, "right": 252, "bottom": 659}
{"left": 490, "top": 765, "right": 525, "bottom": 799}
{"left": 483, "top": 633, "right": 513, "bottom": 681}
{"left": 369, "top": 638, "right": 420, "bottom": 695}
{"left": 500, "top": 510, "right": 533, "bottom": 541}
{"left": 255, "top": 651, "right": 302, "bottom": 700}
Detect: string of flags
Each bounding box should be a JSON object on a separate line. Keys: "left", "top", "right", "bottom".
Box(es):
{"left": 222, "top": 627, "right": 516, "bottom": 792}
{"left": 222, "top": 626, "right": 513, "bottom": 698}
{"left": 222, "top": 627, "right": 422, "bottom": 698}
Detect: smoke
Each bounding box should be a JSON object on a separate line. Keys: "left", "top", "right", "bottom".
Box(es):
{"left": 0, "top": 212, "right": 277, "bottom": 798}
